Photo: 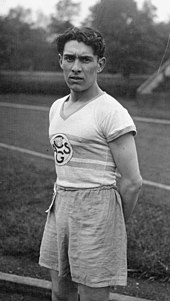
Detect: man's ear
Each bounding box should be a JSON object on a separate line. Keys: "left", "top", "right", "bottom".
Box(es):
{"left": 97, "top": 57, "right": 106, "bottom": 73}
{"left": 58, "top": 54, "right": 63, "bottom": 69}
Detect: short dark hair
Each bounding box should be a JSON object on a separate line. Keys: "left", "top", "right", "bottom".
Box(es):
{"left": 56, "top": 27, "right": 105, "bottom": 58}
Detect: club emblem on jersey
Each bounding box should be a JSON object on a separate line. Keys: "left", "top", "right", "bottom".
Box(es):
{"left": 51, "top": 134, "right": 73, "bottom": 165}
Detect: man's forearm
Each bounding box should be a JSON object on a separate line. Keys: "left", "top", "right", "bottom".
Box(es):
{"left": 119, "top": 177, "right": 142, "bottom": 223}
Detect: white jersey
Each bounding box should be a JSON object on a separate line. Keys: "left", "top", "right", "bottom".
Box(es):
{"left": 49, "top": 92, "right": 136, "bottom": 188}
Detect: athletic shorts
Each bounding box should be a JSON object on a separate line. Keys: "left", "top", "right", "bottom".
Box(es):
{"left": 39, "top": 184, "right": 127, "bottom": 287}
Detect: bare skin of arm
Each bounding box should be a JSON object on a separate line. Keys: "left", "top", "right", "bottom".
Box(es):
{"left": 109, "top": 133, "right": 143, "bottom": 223}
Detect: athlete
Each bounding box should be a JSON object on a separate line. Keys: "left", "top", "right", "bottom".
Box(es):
{"left": 39, "top": 26, "right": 142, "bottom": 301}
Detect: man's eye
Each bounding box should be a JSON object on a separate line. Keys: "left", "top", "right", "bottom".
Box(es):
{"left": 81, "top": 57, "right": 91, "bottom": 63}
{"left": 65, "top": 56, "right": 74, "bottom": 62}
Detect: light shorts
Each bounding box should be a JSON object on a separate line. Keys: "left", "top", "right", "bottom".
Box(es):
{"left": 39, "top": 184, "right": 127, "bottom": 288}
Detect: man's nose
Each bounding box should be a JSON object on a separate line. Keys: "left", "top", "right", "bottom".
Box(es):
{"left": 72, "top": 59, "right": 82, "bottom": 72}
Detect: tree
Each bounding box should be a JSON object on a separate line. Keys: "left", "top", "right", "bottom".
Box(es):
{"left": 89, "top": 0, "right": 138, "bottom": 35}
{"left": 84, "top": 0, "right": 143, "bottom": 76}
{"left": 84, "top": 0, "right": 164, "bottom": 76}
{"left": 7, "top": 6, "right": 33, "bottom": 24}
{"left": 56, "top": 0, "right": 80, "bottom": 23}
{"left": 141, "top": 0, "right": 157, "bottom": 21}
{"left": 0, "top": 6, "right": 58, "bottom": 71}
{"left": 49, "top": 0, "right": 81, "bottom": 35}
{"left": 0, "top": 7, "right": 33, "bottom": 70}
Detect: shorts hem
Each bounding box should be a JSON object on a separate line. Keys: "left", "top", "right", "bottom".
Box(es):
{"left": 39, "top": 262, "right": 127, "bottom": 287}
{"left": 71, "top": 276, "right": 127, "bottom": 288}
{"left": 39, "top": 261, "right": 59, "bottom": 271}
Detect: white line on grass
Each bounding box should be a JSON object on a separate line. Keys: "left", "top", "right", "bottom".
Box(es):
{"left": 0, "top": 102, "right": 49, "bottom": 111}
{"left": 142, "top": 179, "right": 170, "bottom": 191}
{"left": 0, "top": 142, "right": 53, "bottom": 160}
{"left": 1, "top": 142, "right": 170, "bottom": 191}
{"left": 133, "top": 116, "right": 170, "bottom": 125}
{"left": 0, "top": 102, "right": 170, "bottom": 125}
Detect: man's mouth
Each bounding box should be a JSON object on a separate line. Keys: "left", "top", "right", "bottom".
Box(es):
{"left": 69, "top": 76, "right": 83, "bottom": 81}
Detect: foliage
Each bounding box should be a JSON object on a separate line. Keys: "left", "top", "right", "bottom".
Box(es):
{"left": 84, "top": 0, "right": 170, "bottom": 77}
{"left": 56, "top": 0, "right": 80, "bottom": 22}
{"left": 48, "top": 0, "right": 80, "bottom": 35}
{"left": 0, "top": 7, "right": 58, "bottom": 71}
{"left": 0, "top": 0, "right": 170, "bottom": 76}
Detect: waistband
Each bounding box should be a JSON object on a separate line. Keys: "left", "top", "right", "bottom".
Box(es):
{"left": 46, "top": 183, "right": 118, "bottom": 213}
{"left": 54, "top": 183, "right": 118, "bottom": 192}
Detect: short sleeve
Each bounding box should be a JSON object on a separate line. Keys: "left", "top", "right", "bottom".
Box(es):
{"left": 101, "top": 105, "right": 136, "bottom": 142}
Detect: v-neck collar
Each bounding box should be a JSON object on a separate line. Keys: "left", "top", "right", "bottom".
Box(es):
{"left": 60, "top": 92, "right": 105, "bottom": 120}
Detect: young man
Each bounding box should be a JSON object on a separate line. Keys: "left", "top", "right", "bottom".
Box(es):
{"left": 39, "top": 27, "right": 142, "bottom": 301}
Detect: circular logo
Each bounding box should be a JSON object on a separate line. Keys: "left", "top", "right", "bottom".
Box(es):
{"left": 51, "top": 134, "right": 73, "bottom": 166}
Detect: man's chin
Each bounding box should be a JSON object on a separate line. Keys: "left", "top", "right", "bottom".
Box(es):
{"left": 67, "top": 84, "right": 85, "bottom": 92}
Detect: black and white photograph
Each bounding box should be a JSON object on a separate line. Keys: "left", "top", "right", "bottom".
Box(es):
{"left": 0, "top": 0, "right": 170, "bottom": 300}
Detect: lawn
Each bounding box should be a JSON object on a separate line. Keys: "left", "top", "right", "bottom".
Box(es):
{"left": 0, "top": 93, "right": 170, "bottom": 301}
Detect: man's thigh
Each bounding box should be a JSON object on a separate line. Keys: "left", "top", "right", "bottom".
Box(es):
{"left": 78, "top": 284, "right": 110, "bottom": 301}
{"left": 50, "top": 270, "right": 78, "bottom": 301}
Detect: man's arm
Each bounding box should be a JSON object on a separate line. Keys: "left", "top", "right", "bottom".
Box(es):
{"left": 108, "top": 133, "right": 142, "bottom": 223}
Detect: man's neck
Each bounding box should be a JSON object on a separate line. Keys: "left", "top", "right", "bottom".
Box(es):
{"left": 70, "top": 85, "right": 102, "bottom": 103}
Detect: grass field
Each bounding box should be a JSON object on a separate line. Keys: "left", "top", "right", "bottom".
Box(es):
{"left": 0, "top": 93, "right": 170, "bottom": 300}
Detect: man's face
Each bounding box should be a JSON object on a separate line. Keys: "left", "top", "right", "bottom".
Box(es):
{"left": 59, "top": 40, "right": 105, "bottom": 93}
